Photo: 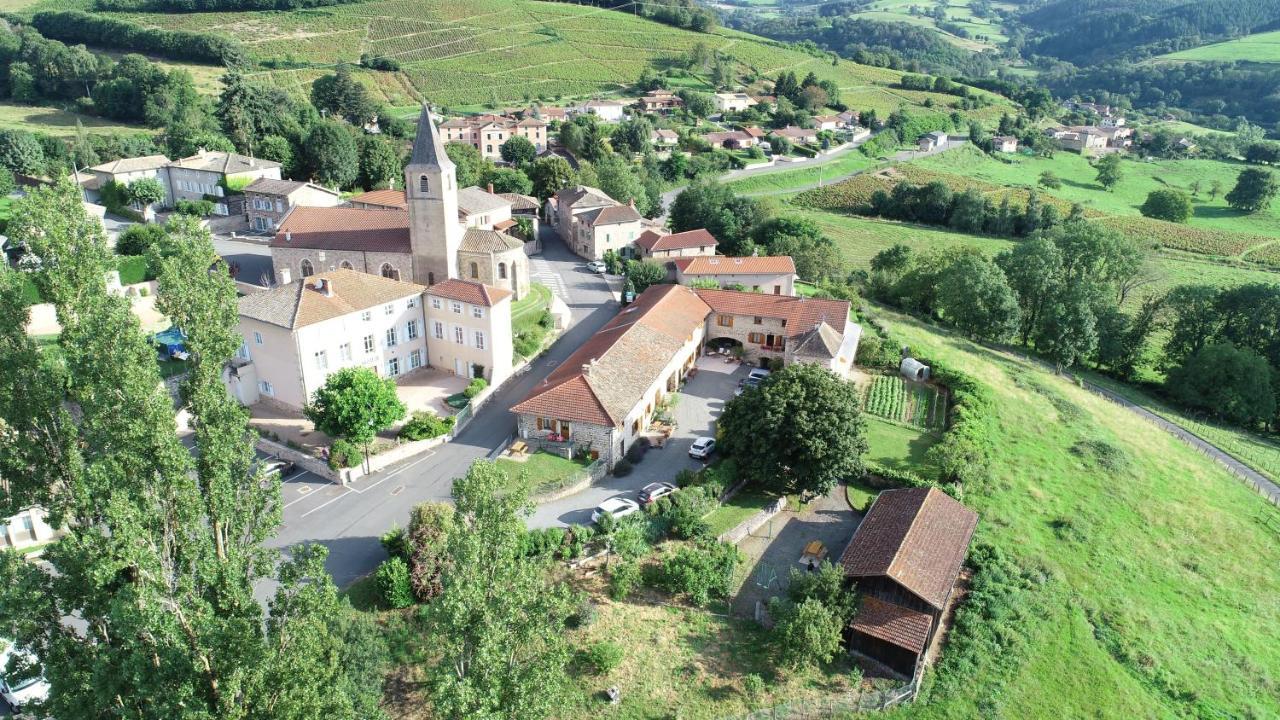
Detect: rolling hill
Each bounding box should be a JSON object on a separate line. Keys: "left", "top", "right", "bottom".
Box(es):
{"left": 1155, "top": 27, "right": 1280, "bottom": 62}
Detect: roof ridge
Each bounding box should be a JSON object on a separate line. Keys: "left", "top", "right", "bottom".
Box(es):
{"left": 887, "top": 488, "right": 933, "bottom": 592}
{"left": 287, "top": 281, "right": 304, "bottom": 329}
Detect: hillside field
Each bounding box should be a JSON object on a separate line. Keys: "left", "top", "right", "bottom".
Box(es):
{"left": 53, "top": 0, "right": 1015, "bottom": 118}
{"left": 1156, "top": 29, "right": 1280, "bottom": 63}
{"left": 0, "top": 102, "right": 152, "bottom": 137}
{"left": 872, "top": 307, "right": 1280, "bottom": 718}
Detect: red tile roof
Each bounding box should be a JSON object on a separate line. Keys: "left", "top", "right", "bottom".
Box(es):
{"left": 849, "top": 596, "right": 933, "bottom": 655}
{"left": 272, "top": 207, "right": 410, "bottom": 253}
{"left": 696, "top": 288, "right": 845, "bottom": 325}
{"left": 839, "top": 488, "right": 978, "bottom": 610}
{"left": 513, "top": 285, "right": 710, "bottom": 426}
{"left": 426, "top": 278, "right": 512, "bottom": 307}
{"left": 635, "top": 228, "right": 718, "bottom": 252}
{"left": 674, "top": 255, "right": 796, "bottom": 276}
{"left": 348, "top": 188, "right": 408, "bottom": 210}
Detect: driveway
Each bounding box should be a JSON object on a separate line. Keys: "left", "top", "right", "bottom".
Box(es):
{"left": 527, "top": 354, "right": 748, "bottom": 528}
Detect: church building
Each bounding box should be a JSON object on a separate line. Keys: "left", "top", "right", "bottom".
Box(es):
{"left": 269, "top": 105, "right": 530, "bottom": 300}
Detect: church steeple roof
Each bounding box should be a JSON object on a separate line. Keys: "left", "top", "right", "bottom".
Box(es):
{"left": 410, "top": 104, "right": 455, "bottom": 169}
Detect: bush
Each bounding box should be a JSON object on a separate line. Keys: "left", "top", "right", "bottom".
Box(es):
{"left": 743, "top": 673, "right": 766, "bottom": 698}
{"left": 375, "top": 557, "right": 414, "bottom": 609}
{"left": 521, "top": 526, "right": 567, "bottom": 558}
{"left": 174, "top": 199, "right": 216, "bottom": 216}
{"left": 328, "top": 438, "right": 362, "bottom": 469}
{"left": 612, "top": 458, "right": 633, "bottom": 477}
{"left": 1140, "top": 188, "right": 1193, "bottom": 223}
{"left": 380, "top": 526, "right": 409, "bottom": 561}
{"left": 567, "top": 598, "right": 598, "bottom": 629}
{"left": 658, "top": 540, "right": 741, "bottom": 606}
{"left": 514, "top": 333, "right": 543, "bottom": 357}
{"left": 659, "top": 487, "right": 715, "bottom": 540}
{"left": 674, "top": 469, "right": 698, "bottom": 488}
{"left": 609, "top": 559, "right": 644, "bottom": 600}
{"left": 463, "top": 377, "right": 488, "bottom": 399}
{"left": 581, "top": 641, "right": 624, "bottom": 675}
{"left": 565, "top": 524, "right": 596, "bottom": 558}
{"left": 398, "top": 411, "right": 454, "bottom": 441}
{"left": 115, "top": 223, "right": 169, "bottom": 257}
{"left": 625, "top": 436, "right": 649, "bottom": 464}
{"left": 768, "top": 597, "right": 842, "bottom": 670}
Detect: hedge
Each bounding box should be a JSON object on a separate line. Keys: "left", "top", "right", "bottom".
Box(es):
{"left": 31, "top": 11, "right": 245, "bottom": 65}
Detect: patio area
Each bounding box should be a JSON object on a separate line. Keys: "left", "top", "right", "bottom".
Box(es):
{"left": 394, "top": 366, "right": 470, "bottom": 418}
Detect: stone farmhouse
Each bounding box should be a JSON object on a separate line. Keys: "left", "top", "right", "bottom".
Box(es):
{"left": 575, "top": 99, "right": 628, "bottom": 123}
{"left": 636, "top": 90, "right": 683, "bottom": 114}
{"left": 244, "top": 178, "right": 343, "bottom": 233}
{"left": 771, "top": 126, "right": 819, "bottom": 144}
{"left": 83, "top": 150, "right": 282, "bottom": 216}
{"left": 440, "top": 113, "right": 549, "bottom": 161}
{"left": 840, "top": 488, "right": 978, "bottom": 678}
{"left": 992, "top": 135, "right": 1019, "bottom": 153}
{"left": 635, "top": 228, "right": 717, "bottom": 260}
{"left": 546, "top": 185, "right": 644, "bottom": 260}
{"left": 270, "top": 106, "right": 530, "bottom": 301}
{"left": 512, "top": 284, "right": 860, "bottom": 466}
{"left": 672, "top": 255, "right": 797, "bottom": 296}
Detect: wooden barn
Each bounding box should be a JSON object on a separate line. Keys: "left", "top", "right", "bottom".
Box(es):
{"left": 839, "top": 487, "right": 978, "bottom": 677}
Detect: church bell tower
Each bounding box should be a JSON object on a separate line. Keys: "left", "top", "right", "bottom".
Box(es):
{"left": 405, "top": 104, "right": 462, "bottom": 286}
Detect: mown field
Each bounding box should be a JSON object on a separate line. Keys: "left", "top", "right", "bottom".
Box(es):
{"left": 0, "top": 101, "right": 152, "bottom": 137}
{"left": 67, "top": 0, "right": 1015, "bottom": 118}
{"left": 1156, "top": 28, "right": 1280, "bottom": 63}
{"left": 872, "top": 307, "right": 1280, "bottom": 718}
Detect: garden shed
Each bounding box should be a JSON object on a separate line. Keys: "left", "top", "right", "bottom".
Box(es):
{"left": 899, "top": 357, "right": 930, "bottom": 381}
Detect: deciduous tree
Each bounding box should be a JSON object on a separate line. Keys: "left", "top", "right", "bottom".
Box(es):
{"left": 1140, "top": 188, "right": 1193, "bottom": 223}
{"left": 304, "top": 120, "right": 359, "bottom": 189}
{"left": 1093, "top": 152, "right": 1123, "bottom": 191}
{"left": 529, "top": 155, "right": 575, "bottom": 200}
{"left": 500, "top": 135, "right": 537, "bottom": 166}
{"left": 1225, "top": 167, "right": 1279, "bottom": 212}
{"left": 305, "top": 367, "right": 406, "bottom": 447}
{"left": 937, "top": 254, "right": 1020, "bottom": 341}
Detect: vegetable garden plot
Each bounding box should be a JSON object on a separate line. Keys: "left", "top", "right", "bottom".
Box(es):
{"left": 864, "top": 374, "right": 941, "bottom": 429}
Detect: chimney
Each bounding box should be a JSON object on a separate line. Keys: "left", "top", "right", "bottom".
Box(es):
{"left": 581, "top": 363, "right": 592, "bottom": 377}
{"left": 487, "top": 183, "right": 495, "bottom": 194}
{"left": 316, "top": 278, "right": 333, "bottom": 297}
{"left": 285, "top": 230, "right": 292, "bottom": 243}
{"left": 277, "top": 268, "right": 292, "bottom": 285}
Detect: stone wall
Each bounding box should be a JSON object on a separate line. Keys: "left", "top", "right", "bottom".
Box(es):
{"left": 270, "top": 246, "right": 414, "bottom": 281}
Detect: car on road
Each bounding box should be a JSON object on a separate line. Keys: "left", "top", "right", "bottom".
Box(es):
{"left": 0, "top": 644, "right": 49, "bottom": 716}
{"left": 734, "top": 377, "right": 762, "bottom": 396}
{"left": 747, "top": 367, "right": 771, "bottom": 383}
{"left": 638, "top": 482, "right": 677, "bottom": 506}
{"left": 586, "top": 260, "right": 608, "bottom": 274}
{"left": 689, "top": 437, "right": 716, "bottom": 460}
{"left": 590, "top": 496, "right": 640, "bottom": 524}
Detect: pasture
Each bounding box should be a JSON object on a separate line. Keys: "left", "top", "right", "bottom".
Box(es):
{"left": 1156, "top": 29, "right": 1280, "bottom": 63}
{"left": 0, "top": 102, "right": 152, "bottom": 137}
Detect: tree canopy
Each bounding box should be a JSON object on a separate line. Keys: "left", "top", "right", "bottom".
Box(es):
{"left": 304, "top": 366, "right": 406, "bottom": 444}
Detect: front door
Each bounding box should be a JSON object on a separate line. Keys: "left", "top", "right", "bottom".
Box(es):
{"left": 558, "top": 420, "right": 571, "bottom": 437}
{"left": 454, "top": 358, "right": 464, "bottom": 376}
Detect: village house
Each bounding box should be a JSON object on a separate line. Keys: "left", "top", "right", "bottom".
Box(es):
{"left": 498, "top": 192, "right": 542, "bottom": 246}
{"left": 703, "top": 130, "right": 757, "bottom": 150}
{"left": 992, "top": 135, "right": 1019, "bottom": 153}
{"left": 230, "top": 269, "right": 432, "bottom": 411}
{"left": 439, "top": 113, "right": 548, "bottom": 161}
{"left": 741, "top": 126, "right": 767, "bottom": 143}
{"left": 529, "top": 105, "right": 568, "bottom": 123}
{"left": 838, "top": 109, "right": 860, "bottom": 126}
{"left": 512, "top": 285, "right": 860, "bottom": 466}
{"left": 771, "top": 126, "right": 819, "bottom": 144}
{"left": 1045, "top": 126, "right": 1110, "bottom": 152}
{"left": 270, "top": 106, "right": 530, "bottom": 300}
{"left": 575, "top": 99, "right": 628, "bottom": 123}
{"left": 85, "top": 150, "right": 282, "bottom": 216}
{"left": 813, "top": 115, "right": 845, "bottom": 131}
{"left": 84, "top": 154, "right": 171, "bottom": 205}
{"left": 750, "top": 94, "right": 777, "bottom": 110}
{"left": 636, "top": 90, "right": 684, "bottom": 114}
{"left": 713, "top": 92, "right": 757, "bottom": 114}
{"left": 547, "top": 185, "right": 644, "bottom": 260}
{"left": 634, "top": 228, "right": 717, "bottom": 260}
{"left": 652, "top": 128, "right": 680, "bottom": 147}
{"left": 918, "top": 131, "right": 948, "bottom": 152}
{"left": 244, "top": 178, "right": 343, "bottom": 233}
{"left": 840, "top": 487, "right": 978, "bottom": 678}
{"left": 1, "top": 506, "right": 60, "bottom": 552}
{"left": 424, "top": 278, "right": 514, "bottom": 384}
{"left": 673, "top": 255, "right": 798, "bottom": 296}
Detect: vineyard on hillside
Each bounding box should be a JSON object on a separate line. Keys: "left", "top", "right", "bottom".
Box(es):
{"left": 863, "top": 374, "right": 942, "bottom": 430}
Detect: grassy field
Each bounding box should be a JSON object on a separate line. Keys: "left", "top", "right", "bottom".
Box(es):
{"left": 703, "top": 487, "right": 775, "bottom": 537}
{"left": 844, "top": 477, "right": 878, "bottom": 512}
{"left": 864, "top": 414, "right": 938, "bottom": 474}
{"left": 512, "top": 281, "right": 553, "bottom": 331}
{"left": 869, "top": 307, "right": 1280, "bottom": 718}
{"left": 915, "top": 145, "right": 1280, "bottom": 250}
{"left": 0, "top": 102, "right": 152, "bottom": 137}
{"left": 68, "top": 0, "right": 1013, "bottom": 120}
{"left": 494, "top": 450, "right": 591, "bottom": 496}
{"left": 1157, "top": 29, "right": 1280, "bottom": 63}
{"left": 725, "top": 151, "right": 877, "bottom": 196}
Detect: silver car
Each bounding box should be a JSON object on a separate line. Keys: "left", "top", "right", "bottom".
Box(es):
{"left": 689, "top": 437, "right": 716, "bottom": 459}
{"left": 0, "top": 645, "right": 49, "bottom": 715}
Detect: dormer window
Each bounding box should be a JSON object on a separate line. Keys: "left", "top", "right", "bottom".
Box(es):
{"left": 419, "top": 175, "right": 429, "bottom": 193}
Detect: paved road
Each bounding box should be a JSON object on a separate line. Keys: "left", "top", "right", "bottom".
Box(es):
{"left": 212, "top": 236, "right": 274, "bottom": 286}
{"left": 265, "top": 230, "right": 619, "bottom": 588}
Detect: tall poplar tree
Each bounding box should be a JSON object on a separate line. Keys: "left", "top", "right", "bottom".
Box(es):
{"left": 0, "top": 180, "right": 385, "bottom": 719}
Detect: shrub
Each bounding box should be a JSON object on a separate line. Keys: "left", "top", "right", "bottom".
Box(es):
{"left": 658, "top": 540, "right": 741, "bottom": 606}
{"left": 174, "top": 198, "right": 216, "bottom": 216}
{"left": 380, "top": 526, "right": 409, "bottom": 561}
{"left": 786, "top": 562, "right": 857, "bottom": 621}
{"left": 567, "top": 598, "right": 598, "bottom": 629}
{"left": 743, "top": 673, "right": 766, "bottom": 698}
{"left": 674, "top": 468, "right": 698, "bottom": 488}
{"left": 514, "top": 333, "right": 543, "bottom": 357}
{"left": 328, "top": 438, "right": 362, "bottom": 469}
{"left": 565, "top": 524, "right": 596, "bottom": 558}
{"left": 612, "top": 458, "right": 633, "bottom": 477}
{"left": 375, "top": 557, "right": 414, "bottom": 609}
{"left": 521, "top": 526, "right": 567, "bottom": 558}
{"left": 581, "top": 641, "right": 624, "bottom": 675}
{"left": 463, "top": 377, "right": 488, "bottom": 399}
{"left": 768, "top": 597, "right": 842, "bottom": 669}
{"left": 115, "top": 223, "right": 169, "bottom": 256}
{"left": 609, "top": 559, "right": 644, "bottom": 600}
{"left": 660, "top": 487, "right": 715, "bottom": 540}
{"left": 1140, "top": 188, "right": 1193, "bottom": 223}
{"left": 406, "top": 501, "right": 453, "bottom": 601}
{"left": 399, "top": 411, "right": 454, "bottom": 441}
{"left": 625, "top": 436, "right": 649, "bottom": 464}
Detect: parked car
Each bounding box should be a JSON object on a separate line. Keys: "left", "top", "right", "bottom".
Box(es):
{"left": 0, "top": 644, "right": 49, "bottom": 715}
{"left": 586, "top": 260, "right": 608, "bottom": 274}
{"left": 689, "top": 437, "right": 716, "bottom": 460}
{"left": 260, "top": 456, "right": 296, "bottom": 479}
{"left": 747, "top": 367, "right": 771, "bottom": 383}
{"left": 638, "top": 481, "right": 677, "bottom": 505}
{"left": 734, "top": 377, "right": 762, "bottom": 396}
{"left": 591, "top": 496, "right": 640, "bottom": 524}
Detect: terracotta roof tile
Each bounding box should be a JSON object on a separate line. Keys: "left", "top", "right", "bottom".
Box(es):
{"left": 426, "top": 278, "right": 512, "bottom": 307}
{"left": 581, "top": 204, "right": 642, "bottom": 226}
{"left": 635, "top": 228, "right": 718, "bottom": 253}
{"left": 272, "top": 207, "right": 410, "bottom": 253}
{"left": 459, "top": 228, "right": 524, "bottom": 253}
{"left": 849, "top": 596, "right": 933, "bottom": 655}
{"left": 839, "top": 488, "right": 978, "bottom": 610}
{"left": 238, "top": 269, "right": 424, "bottom": 329}
{"left": 348, "top": 188, "right": 408, "bottom": 209}
{"left": 695, "top": 289, "right": 847, "bottom": 338}
{"left": 675, "top": 255, "right": 796, "bottom": 275}
{"left": 169, "top": 150, "right": 280, "bottom": 174}
{"left": 89, "top": 154, "right": 171, "bottom": 174}
{"left": 513, "top": 285, "right": 710, "bottom": 426}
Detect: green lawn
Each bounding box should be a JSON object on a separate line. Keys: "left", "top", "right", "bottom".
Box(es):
{"left": 0, "top": 102, "right": 152, "bottom": 137}
{"left": 844, "top": 478, "right": 877, "bottom": 512}
{"left": 511, "top": 282, "right": 552, "bottom": 333}
{"left": 874, "top": 307, "right": 1280, "bottom": 718}
{"left": 726, "top": 152, "right": 876, "bottom": 196}
{"left": 914, "top": 145, "right": 1280, "bottom": 245}
{"left": 702, "top": 487, "right": 775, "bottom": 537}
{"left": 495, "top": 451, "right": 592, "bottom": 497}
{"left": 1157, "top": 29, "right": 1280, "bottom": 63}
{"left": 864, "top": 415, "right": 939, "bottom": 474}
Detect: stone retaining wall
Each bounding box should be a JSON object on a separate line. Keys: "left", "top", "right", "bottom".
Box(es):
{"left": 718, "top": 497, "right": 787, "bottom": 544}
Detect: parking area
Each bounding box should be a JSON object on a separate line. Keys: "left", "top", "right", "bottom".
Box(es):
{"left": 276, "top": 447, "right": 440, "bottom": 530}
{"left": 527, "top": 354, "right": 750, "bottom": 528}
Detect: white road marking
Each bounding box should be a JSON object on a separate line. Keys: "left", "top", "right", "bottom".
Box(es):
{"left": 529, "top": 257, "right": 569, "bottom": 302}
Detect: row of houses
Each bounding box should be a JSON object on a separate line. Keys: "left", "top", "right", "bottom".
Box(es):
{"left": 1044, "top": 124, "right": 1133, "bottom": 152}
{"left": 79, "top": 149, "right": 284, "bottom": 217}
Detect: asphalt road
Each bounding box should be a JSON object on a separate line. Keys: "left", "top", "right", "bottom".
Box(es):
{"left": 264, "top": 229, "right": 620, "bottom": 589}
